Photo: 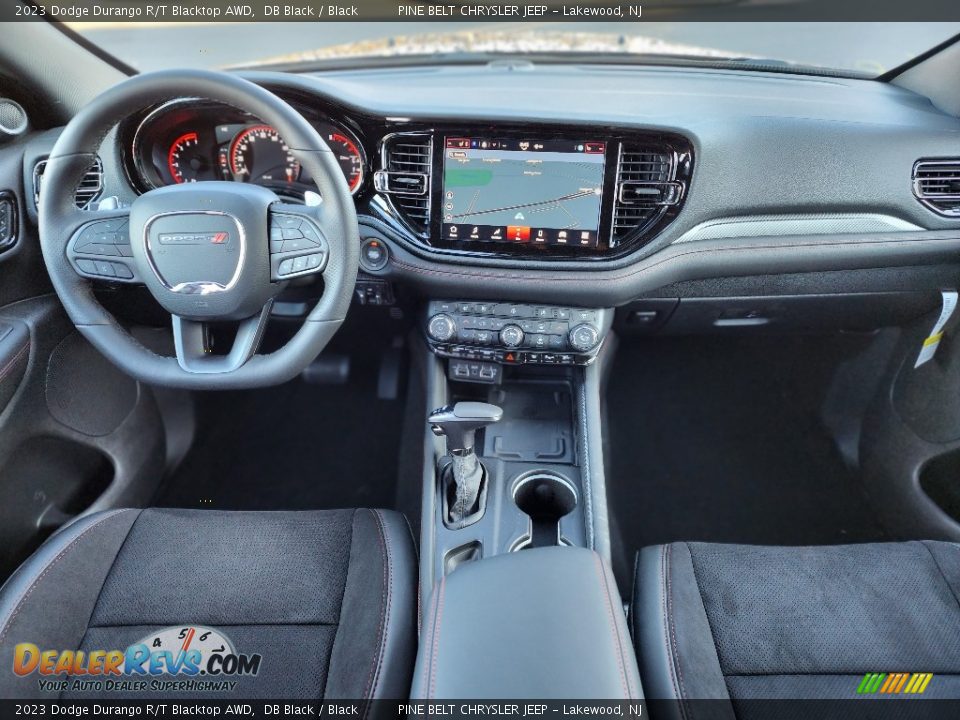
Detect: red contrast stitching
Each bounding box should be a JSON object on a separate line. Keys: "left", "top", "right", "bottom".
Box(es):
{"left": 428, "top": 576, "right": 446, "bottom": 701}
{"left": 593, "top": 553, "right": 631, "bottom": 699}
{"left": 0, "top": 342, "right": 28, "bottom": 383}
{"left": 360, "top": 510, "right": 390, "bottom": 710}
{"left": 0, "top": 510, "right": 127, "bottom": 647}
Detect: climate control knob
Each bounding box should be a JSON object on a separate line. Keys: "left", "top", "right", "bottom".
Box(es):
{"left": 499, "top": 324, "right": 525, "bottom": 349}
{"left": 568, "top": 323, "right": 600, "bottom": 353}
{"left": 427, "top": 313, "right": 457, "bottom": 343}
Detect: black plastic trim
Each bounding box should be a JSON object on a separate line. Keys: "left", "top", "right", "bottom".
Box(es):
{"left": 0, "top": 190, "right": 18, "bottom": 253}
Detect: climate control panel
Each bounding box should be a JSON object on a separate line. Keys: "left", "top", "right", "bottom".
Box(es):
{"left": 425, "top": 300, "right": 611, "bottom": 366}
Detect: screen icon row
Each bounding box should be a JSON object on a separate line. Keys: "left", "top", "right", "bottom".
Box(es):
{"left": 442, "top": 224, "right": 597, "bottom": 247}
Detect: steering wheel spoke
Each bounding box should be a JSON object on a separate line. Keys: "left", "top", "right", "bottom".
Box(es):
{"left": 268, "top": 203, "right": 329, "bottom": 281}
{"left": 172, "top": 301, "right": 273, "bottom": 374}
{"left": 66, "top": 208, "right": 141, "bottom": 284}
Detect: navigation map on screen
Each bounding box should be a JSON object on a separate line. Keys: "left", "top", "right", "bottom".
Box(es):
{"left": 441, "top": 138, "right": 606, "bottom": 248}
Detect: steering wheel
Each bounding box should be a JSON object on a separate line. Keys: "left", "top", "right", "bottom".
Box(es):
{"left": 38, "top": 69, "right": 359, "bottom": 389}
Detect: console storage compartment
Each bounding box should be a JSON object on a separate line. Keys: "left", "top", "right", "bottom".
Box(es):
{"left": 412, "top": 547, "right": 642, "bottom": 700}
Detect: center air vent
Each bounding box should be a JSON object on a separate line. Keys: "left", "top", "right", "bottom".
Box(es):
{"left": 610, "top": 146, "right": 683, "bottom": 245}
{"left": 913, "top": 159, "right": 960, "bottom": 217}
{"left": 375, "top": 134, "right": 432, "bottom": 234}
{"left": 33, "top": 157, "right": 103, "bottom": 210}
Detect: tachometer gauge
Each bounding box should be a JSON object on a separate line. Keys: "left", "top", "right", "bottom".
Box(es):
{"left": 167, "top": 131, "right": 209, "bottom": 184}
{"left": 227, "top": 124, "right": 300, "bottom": 184}
{"left": 321, "top": 128, "right": 364, "bottom": 194}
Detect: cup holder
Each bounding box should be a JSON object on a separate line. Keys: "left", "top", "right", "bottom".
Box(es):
{"left": 512, "top": 472, "right": 578, "bottom": 549}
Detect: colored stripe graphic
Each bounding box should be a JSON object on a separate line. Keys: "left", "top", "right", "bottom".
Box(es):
{"left": 904, "top": 674, "right": 921, "bottom": 694}
{"left": 857, "top": 672, "right": 933, "bottom": 694}
{"left": 857, "top": 673, "right": 886, "bottom": 694}
{"left": 880, "top": 673, "right": 897, "bottom": 693}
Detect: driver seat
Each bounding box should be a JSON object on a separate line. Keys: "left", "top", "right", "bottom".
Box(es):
{"left": 0, "top": 507, "right": 417, "bottom": 700}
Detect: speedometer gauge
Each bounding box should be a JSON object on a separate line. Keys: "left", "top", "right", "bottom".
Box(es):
{"left": 227, "top": 125, "right": 300, "bottom": 184}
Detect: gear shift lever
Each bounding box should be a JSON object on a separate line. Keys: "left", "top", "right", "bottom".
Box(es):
{"left": 428, "top": 402, "right": 503, "bottom": 526}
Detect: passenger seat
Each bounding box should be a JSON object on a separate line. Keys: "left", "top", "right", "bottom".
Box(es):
{"left": 633, "top": 541, "right": 960, "bottom": 707}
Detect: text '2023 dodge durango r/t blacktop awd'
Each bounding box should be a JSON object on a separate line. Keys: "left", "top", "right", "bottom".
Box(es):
{"left": 0, "top": 13, "right": 959, "bottom": 719}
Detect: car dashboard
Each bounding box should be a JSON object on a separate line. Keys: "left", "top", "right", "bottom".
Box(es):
{"left": 20, "top": 60, "right": 960, "bottom": 315}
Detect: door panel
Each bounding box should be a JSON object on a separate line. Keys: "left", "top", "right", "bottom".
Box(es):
{"left": 0, "top": 92, "right": 170, "bottom": 580}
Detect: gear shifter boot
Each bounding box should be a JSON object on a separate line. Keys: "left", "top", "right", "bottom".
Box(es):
{"left": 449, "top": 452, "right": 484, "bottom": 523}
{"left": 429, "top": 402, "right": 503, "bottom": 526}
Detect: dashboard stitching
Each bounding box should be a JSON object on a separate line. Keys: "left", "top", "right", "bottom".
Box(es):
{"left": 389, "top": 233, "right": 960, "bottom": 285}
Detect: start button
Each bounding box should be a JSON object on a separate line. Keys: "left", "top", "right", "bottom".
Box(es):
{"left": 360, "top": 237, "right": 389, "bottom": 272}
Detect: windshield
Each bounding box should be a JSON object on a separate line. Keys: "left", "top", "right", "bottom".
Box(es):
{"left": 69, "top": 21, "right": 960, "bottom": 78}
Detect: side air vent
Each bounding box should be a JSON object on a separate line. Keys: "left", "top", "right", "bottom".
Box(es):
{"left": 610, "top": 146, "right": 683, "bottom": 245}
{"left": 375, "top": 134, "right": 432, "bottom": 233}
{"left": 33, "top": 157, "right": 104, "bottom": 210}
{"left": 913, "top": 159, "right": 960, "bottom": 217}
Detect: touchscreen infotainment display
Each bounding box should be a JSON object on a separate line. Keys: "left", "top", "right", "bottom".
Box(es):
{"left": 441, "top": 137, "right": 606, "bottom": 248}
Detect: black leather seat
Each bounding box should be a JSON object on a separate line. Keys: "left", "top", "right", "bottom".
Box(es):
{"left": 633, "top": 541, "right": 960, "bottom": 709}
{"left": 0, "top": 508, "right": 417, "bottom": 700}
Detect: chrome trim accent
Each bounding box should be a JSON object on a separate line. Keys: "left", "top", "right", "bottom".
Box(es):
{"left": 373, "top": 170, "right": 429, "bottom": 196}
{"left": 673, "top": 213, "right": 924, "bottom": 243}
{"left": 608, "top": 144, "right": 679, "bottom": 246}
{"left": 34, "top": 157, "right": 103, "bottom": 210}
{"left": 617, "top": 180, "right": 684, "bottom": 206}
{"left": 142, "top": 210, "right": 247, "bottom": 294}
{"left": 0, "top": 99, "right": 28, "bottom": 136}
{"left": 377, "top": 130, "right": 433, "bottom": 236}
{"left": 913, "top": 158, "right": 960, "bottom": 217}
{"left": 130, "top": 98, "right": 204, "bottom": 191}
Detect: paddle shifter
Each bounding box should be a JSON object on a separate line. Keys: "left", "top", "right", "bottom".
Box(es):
{"left": 428, "top": 402, "right": 503, "bottom": 527}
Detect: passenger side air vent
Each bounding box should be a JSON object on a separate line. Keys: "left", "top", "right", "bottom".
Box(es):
{"left": 913, "top": 159, "right": 960, "bottom": 217}
{"left": 610, "top": 146, "right": 683, "bottom": 245}
{"left": 375, "top": 134, "right": 432, "bottom": 233}
{"left": 33, "top": 157, "right": 104, "bottom": 210}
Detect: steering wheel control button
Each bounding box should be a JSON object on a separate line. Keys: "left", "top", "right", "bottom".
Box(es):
{"left": 276, "top": 251, "right": 327, "bottom": 279}
{"left": 75, "top": 259, "right": 97, "bottom": 274}
{"left": 268, "top": 210, "right": 329, "bottom": 281}
{"left": 299, "top": 222, "right": 323, "bottom": 244}
{"left": 68, "top": 216, "right": 140, "bottom": 283}
{"left": 275, "top": 216, "right": 302, "bottom": 230}
{"left": 360, "top": 238, "right": 389, "bottom": 272}
{"left": 111, "top": 262, "right": 134, "bottom": 280}
{"left": 425, "top": 300, "right": 610, "bottom": 368}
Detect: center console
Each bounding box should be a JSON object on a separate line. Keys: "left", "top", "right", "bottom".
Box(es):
{"left": 411, "top": 295, "right": 629, "bottom": 695}
{"left": 417, "top": 297, "right": 616, "bottom": 600}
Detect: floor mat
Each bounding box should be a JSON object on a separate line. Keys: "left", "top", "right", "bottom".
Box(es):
{"left": 605, "top": 335, "right": 887, "bottom": 587}
{"left": 153, "top": 377, "right": 403, "bottom": 511}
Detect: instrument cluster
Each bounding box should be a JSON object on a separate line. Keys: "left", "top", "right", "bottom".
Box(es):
{"left": 127, "top": 100, "right": 366, "bottom": 199}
